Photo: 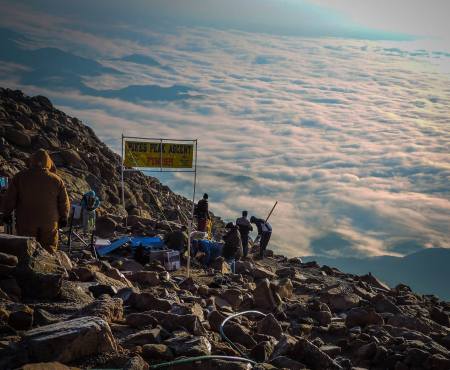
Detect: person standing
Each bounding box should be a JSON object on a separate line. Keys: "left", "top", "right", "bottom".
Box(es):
{"left": 195, "top": 193, "right": 210, "bottom": 232}
{"left": 2, "top": 149, "right": 70, "bottom": 253}
{"left": 250, "top": 216, "right": 272, "bottom": 258}
{"left": 236, "top": 210, "right": 253, "bottom": 257}
{"left": 80, "top": 190, "right": 100, "bottom": 234}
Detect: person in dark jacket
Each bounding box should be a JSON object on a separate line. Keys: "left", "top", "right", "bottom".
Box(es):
{"left": 165, "top": 226, "right": 188, "bottom": 253}
{"left": 250, "top": 216, "right": 272, "bottom": 258}
{"left": 236, "top": 210, "right": 253, "bottom": 257}
{"left": 195, "top": 193, "right": 210, "bottom": 232}
{"left": 3, "top": 149, "right": 70, "bottom": 253}
{"left": 222, "top": 222, "right": 243, "bottom": 261}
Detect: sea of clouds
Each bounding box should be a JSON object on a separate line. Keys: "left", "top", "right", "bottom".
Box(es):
{"left": 0, "top": 1, "right": 449, "bottom": 258}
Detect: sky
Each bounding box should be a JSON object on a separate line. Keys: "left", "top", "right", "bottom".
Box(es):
{"left": 0, "top": 0, "right": 449, "bottom": 258}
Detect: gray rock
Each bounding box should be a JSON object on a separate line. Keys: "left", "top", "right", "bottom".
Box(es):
{"left": 142, "top": 343, "right": 174, "bottom": 361}
{"left": 257, "top": 314, "right": 283, "bottom": 339}
{"left": 165, "top": 334, "right": 211, "bottom": 357}
{"left": 23, "top": 316, "right": 117, "bottom": 363}
{"left": 346, "top": 307, "right": 384, "bottom": 328}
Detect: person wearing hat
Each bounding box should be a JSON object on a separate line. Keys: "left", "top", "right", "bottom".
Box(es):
{"left": 195, "top": 193, "right": 210, "bottom": 232}
{"left": 3, "top": 149, "right": 70, "bottom": 253}
{"left": 250, "top": 216, "right": 272, "bottom": 258}
{"left": 236, "top": 210, "right": 253, "bottom": 257}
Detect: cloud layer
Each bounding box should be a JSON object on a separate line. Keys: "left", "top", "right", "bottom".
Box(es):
{"left": 0, "top": 2, "right": 449, "bottom": 258}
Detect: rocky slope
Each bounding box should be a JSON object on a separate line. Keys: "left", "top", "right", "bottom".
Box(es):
{"left": 0, "top": 87, "right": 223, "bottom": 236}
{"left": 0, "top": 89, "right": 449, "bottom": 370}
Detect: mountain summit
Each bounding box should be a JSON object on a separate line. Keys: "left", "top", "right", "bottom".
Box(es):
{"left": 0, "top": 88, "right": 449, "bottom": 370}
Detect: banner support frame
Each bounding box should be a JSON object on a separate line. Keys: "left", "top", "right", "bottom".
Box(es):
{"left": 121, "top": 135, "right": 198, "bottom": 278}
{"left": 187, "top": 139, "right": 198, "bottom": 278}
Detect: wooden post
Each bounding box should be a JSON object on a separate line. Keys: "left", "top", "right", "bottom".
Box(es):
{"left": 265, "top": 201, "right": 278, "bottom": 222}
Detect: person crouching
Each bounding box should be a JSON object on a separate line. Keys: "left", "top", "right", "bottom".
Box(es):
{"left": 222, "top": 222, "right": 243, "bottom": 272}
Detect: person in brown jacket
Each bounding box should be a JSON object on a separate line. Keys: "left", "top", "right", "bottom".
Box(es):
{"left": 2, "top": 149, "right": 70, "bottom": 252}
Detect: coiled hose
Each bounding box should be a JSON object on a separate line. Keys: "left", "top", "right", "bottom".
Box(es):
{"left": 150, "top": 355, "right": 256, "bottom": 368}
{"left": 219, "top": 310, "right": 266, "bottom": 358}
{"left": 149, "top": 310, "right": 266, "bottom": 368}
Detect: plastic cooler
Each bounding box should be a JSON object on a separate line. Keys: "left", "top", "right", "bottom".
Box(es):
{"left": 147, "top": 249, "right": 180, "bottom": 271}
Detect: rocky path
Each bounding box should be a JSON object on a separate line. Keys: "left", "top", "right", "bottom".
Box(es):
{"left": 1, "top": 234, "right": 449, "bottom": 370}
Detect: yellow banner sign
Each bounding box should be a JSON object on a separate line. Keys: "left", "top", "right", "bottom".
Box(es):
{"left": 124, "top": 141, "right": 194, "bottom": 168}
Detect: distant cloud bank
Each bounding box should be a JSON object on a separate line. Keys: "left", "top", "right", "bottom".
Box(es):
{"left": 0, "top": 0, "right": 449, "bottom": 258}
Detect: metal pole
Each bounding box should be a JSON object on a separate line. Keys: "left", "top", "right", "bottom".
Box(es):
{"left": 265, "top": 201, "right": 278, "bottom": 222}
{"left": 121, "top": 134, "right": 127, "bottom": 229}
{"left": 121, "top": 134, "right": 125, "bottom": 210}
{"left": 187, "top": 140, "right": 198, "bottom": 278}
{"left": 160, "top": 138, "right": 163, "bottom": 172}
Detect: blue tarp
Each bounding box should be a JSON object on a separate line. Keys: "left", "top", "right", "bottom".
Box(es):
{"left": 96, "top": 236, "right": 165, "bottom": 257}
{"left": 192, "top": 239, "right": 223, "bottom": 266}
{"left": 129, "top": 236, "right": 165, "bottom": 249}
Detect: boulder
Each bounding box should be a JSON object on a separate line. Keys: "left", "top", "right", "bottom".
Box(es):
{"left": 0, "top": 277, "right": 22, "bottom": 300}
{"left": 252, "top": 266, "right": 277, "bottom": 279}
{"left": 426, "top": 354, "right": 450, "bottom": 370}
{"left": 0, "top": 235, "right": 38, "bottom": 260}
{"left": 270, "top": 356, "right": 307, "bottom": 370}
{"left": 387, "top": 314, "right": 433, "bottom": 335}
{"left": 222, "top": 288, "right": 244, "bottom": 309}
{"left": 129, "top": 271, "right": 160, "bottom": 286}
{"left": 23, "top": 316, "right": 117, "bottom": 363}
{"left": 271, "top": 278, "right": 293, "bottom": 299}
{"left": 223, "top": 321, "right": 257, "bottom": 348}
{"left": 430, "top": 307, "right": 450, "bottom": 327}
{"left": 211, "top": 257, "right": 231, "bottom": 274}
{"left": 59, "top": 149, "right": 86, "bottom": 169}
{"left": 5, "top": 127, "right": 31, "bottom": 147}
{"left": 234, "top": 260, "right": 254, "bottom": 274}
{"left": 171, "top": 302, "right": 204, "bottom": 321}
{"left": 146, "top": 310, "right": 206, "bottom": 335}
{"left": 372, "top": 293, "right": 402, "bottom": 314}
{"left": 142, "top": 343, "right": 174, "bottom": 361}
{"left": 207, "top": 310, "right": 227, "bottom": 332}
{"left": 0, "top": 252, "right": 18, "bottom": 267}
{"left": 95, "top": 216, "right": 117, "bottom": 238}
{"left": 271, "top": 334, "right": 297, "bottom": 359}
{"left": 121, "top": 328, "right": 162, "bottom": 347}
{"left": 165, "top": 334, "right": 211, "bottom": 357}
{"left": 253, "top": 278, "right": 279, "bottom": 311}
{"left": 322, "top": 286, "right": 361, "bottom": 311}
{"left": 257, "top": 314, "right": 283, "bottom": 339}
{"left": 313, "top": 310, "right": 332, "bottom": 326}
{"left": 292, "top": 338, "right": 343, "bottom": 370}
{"left": 360, "top": 273, "right": 390, "bottom": 291}
{"left": 356, "top": 341, "right": 378, "bottom": 360}
{"left": 8, "top": 305, "right": 34, "bottom": 330}
{"left": 17, "top": 115, "right": 35, "bottom": 130}
{"left": 345, "top": 307, "right": 384, "bottom": 328}
{"left": 54, "top": 251, "right": 73, "bottom": 271}
{"left": 320, "top": 345, "right": 342, "bottom": 357}
{"left": 2, "top": 236, "right": 67, "bottom": 300}
{"left": 126, "top": 313, "right": 157, "bottom": 328}
{"left": 123, "top": 355, "right": 149, "bottom": 370}
{"left": 88, "top": 284, "right": 118, "bottom": 298}
{"left": 131, "top": 292, "right": 173, "bottom": 311}
{"left": 78, "top": 296, "right": 123, "bottom": 323}
{"left": 251, "top": 341, "right": 275, "bottom": 362}
{"left": 18, "top": 362, "right": 80, "bottom": 370}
